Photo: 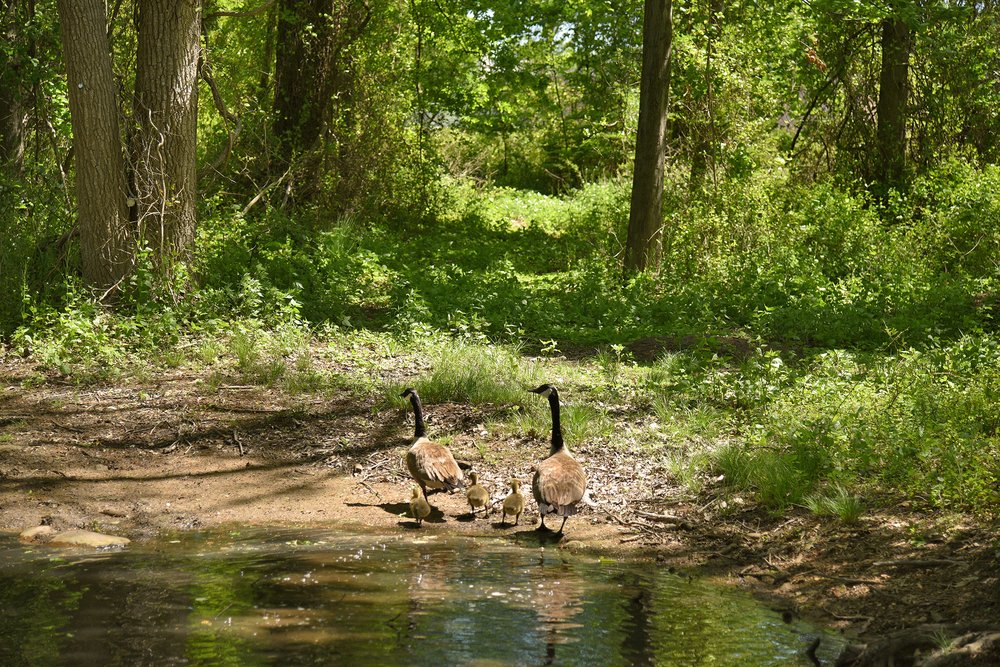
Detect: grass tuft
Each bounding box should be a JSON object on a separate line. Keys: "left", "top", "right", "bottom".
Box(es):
{"left": 804, "top": 485, "right": 864, "bottom": 525}
{"left": 507, "top": 396, "right": 612, "bottom": 447}
{"left": 399, "top": 339, "right": 542, "bottom": 406}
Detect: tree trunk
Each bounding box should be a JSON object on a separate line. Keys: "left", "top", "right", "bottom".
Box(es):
{"left": 625, "top": 0, "right": 673, "bottom": 275}
{"left": 688, "top": 0, "right": 722, "bottom": 191}
{"left": 271, "top": 0, "right": 371, "bottom": 201}
{"left": 875, "top": 16, "right": 910, "bottom": 190}
{"left": 57, "top": 0, "right": 132, "bottom": 292}
{"left": 134, "top": 0, "right": 201, "bottom": 268}
{"left": 0, "top": 0, "right": 26, "bottom": 173}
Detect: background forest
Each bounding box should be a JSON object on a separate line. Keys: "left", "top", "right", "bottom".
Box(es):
{"left": 1, "top": 0, "right": 999, "bottom": 515}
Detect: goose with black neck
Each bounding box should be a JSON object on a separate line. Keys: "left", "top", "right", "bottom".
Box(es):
{"left": 400, "top": 388, "right": 465, "bottom": 504}
{"left": 528, "top": 384, "right": 588, "bottom": 534}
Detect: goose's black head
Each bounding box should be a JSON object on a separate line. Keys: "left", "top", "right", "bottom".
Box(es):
{"left": 528, "top": 384, "right": 557, "bottom": 398}
{"left": 400, "top": 388, "right": 418, "bottom": 400}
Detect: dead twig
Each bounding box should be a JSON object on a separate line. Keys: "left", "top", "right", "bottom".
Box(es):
{"left": 634, "top": 510, "right": 692, "bottom": 526}
{"left": 357, "top": 480, "right": 382, "bottom": 501}
{"left": 871, "top": 558, "right": 962, "bottom": 569}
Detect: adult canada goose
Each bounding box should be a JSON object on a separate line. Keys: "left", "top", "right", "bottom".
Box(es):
{"left": 410, "top": 485, "right": 431, "bottom": 525}
{"left": 400, "top": 388, "right": 464, "bottom": 499}
{"left": 501, "top": 478, "right": 525, "bottom": 526}
{"left": 466, "top": 472, "right": 489, "bottom": 517}
{"left": 529, "top": 384, "right": 587, "bottom": 533}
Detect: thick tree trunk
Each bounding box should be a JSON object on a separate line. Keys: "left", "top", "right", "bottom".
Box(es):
{"left": 271, "top": 0, "right": 370, "bottom": 201}
{"left": 273, "top": 0, "right": 340, "bottom": 159}
{"left": 134, "top": 0, "right": 201, "bottom": 268}
{"left": 875, "top": 16, "right": 910, "bottom": 190}
{"left": 625, "top": 0, "right": 673, "bottom": 275}
{"left": 57, "top": 0, "right": 132, "bottom": 292}
{"left": 0, "top": 1, "right": 26, "bottom": 172}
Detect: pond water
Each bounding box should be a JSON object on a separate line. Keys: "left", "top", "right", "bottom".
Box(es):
{"left": 0, "top": 529, "right": 842, "bottom": 666}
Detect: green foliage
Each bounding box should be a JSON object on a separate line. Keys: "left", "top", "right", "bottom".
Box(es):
{"left": 712, "top": 341, "right": 1000, "bottom": 512}
{"left": 399, "top": 338, "right": 542, "bottom": 406}
{"left": 12, "top": 287, "right": 127, "bottom": 381}
{"left": 804, "top": 484, "right": 864, "bottom": 525}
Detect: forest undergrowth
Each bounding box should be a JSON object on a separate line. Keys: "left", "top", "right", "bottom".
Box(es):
{"left": 4, "top": 162, "right": 1000, "bottom": 518}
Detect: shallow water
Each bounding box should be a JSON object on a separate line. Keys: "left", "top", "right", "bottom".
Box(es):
{"left": 0, "top": 529, "right": 841, "bottom": 666}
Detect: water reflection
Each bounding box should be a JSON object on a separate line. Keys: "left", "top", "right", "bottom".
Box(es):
{"left": 0, "top": 530, "right": 841, "bottom": 666}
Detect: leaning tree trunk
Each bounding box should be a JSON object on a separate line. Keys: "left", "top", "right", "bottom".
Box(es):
{"left": 625, "top": 0, "right": 674, "bottom": 275}
{"left": 875, "top": 16, "right": 910, "bottom": 191}
{"left": 57, "top": 0, "right": 132, "bottom": 293}
{"left": 134, "top": 0, "right": 201, "bottom": 269}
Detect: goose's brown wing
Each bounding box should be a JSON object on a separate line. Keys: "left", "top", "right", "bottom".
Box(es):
{"left": 532, "top": 451, "right": 587, "bottom": 515}
{"left": 407, "top": 439, "right": 464, "bottom": 489}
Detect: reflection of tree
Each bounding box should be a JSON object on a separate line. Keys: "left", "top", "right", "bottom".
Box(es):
{"left": 185, "top": 554, "right": 261, "bottom": 665}
{"left": 58, "top": 557, "right": 193, "bottom": 664}
{"left": 617, "top": 571, "right": 656, "bottom": 666}
{"left": 527, "top": 557, "right": 586, "bottom": 666}
{"left": 0, "top": 558, "right": 82, "bottom": 665}
{"left": 0, "top": 549, "right": 194, "bottom": 665}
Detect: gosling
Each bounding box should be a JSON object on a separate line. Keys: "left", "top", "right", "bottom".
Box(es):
{"left": 466, "top": 471, "right": 490, "bottom": 518}
{"left": 410, "top": 485, "right": 431, "bottom": 526}
{"left": 501, "top": 478, "right": 525, "bottom": 526}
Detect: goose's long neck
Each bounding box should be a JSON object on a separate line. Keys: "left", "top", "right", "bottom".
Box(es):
{"left": 410, "top": 395, "right": 427, "bottom": 439}
{"left": 547, "top": 391, "right": 564, "bottom": 455}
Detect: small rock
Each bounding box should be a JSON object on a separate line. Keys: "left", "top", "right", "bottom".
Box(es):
{"left": 19, "top": 525, "right": 58, "bottom": 543}
{"left": 47, "top": 529, "right": 130, "bottom": 548}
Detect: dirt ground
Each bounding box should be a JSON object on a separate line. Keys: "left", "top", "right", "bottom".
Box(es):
{"left": 2, "top": 355, "right": 998, "bottom": 660}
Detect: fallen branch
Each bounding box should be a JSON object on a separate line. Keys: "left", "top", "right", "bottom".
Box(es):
{"left": 357, "top": 480, "right": 382, "bottom": 501}
{"left": 242, "top": 167, "right": 291, "bottom": 216}
{"left": 819, "top": 605, "right": 873, "bottom": 622}
{"left": 806, "top": 570, "right": 882, "bottom": 586}
{"left": 871, "top": 558, "right": 961, "bottom": 569}
{"left": 635, "top": 510, "right": 692, "bottom": 526}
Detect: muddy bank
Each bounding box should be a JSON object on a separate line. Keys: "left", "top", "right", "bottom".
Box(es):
{"left": 2, "top": 358, "right": 998, "bottom": 659}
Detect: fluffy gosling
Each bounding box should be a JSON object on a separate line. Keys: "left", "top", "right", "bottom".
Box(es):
{"left": 501, "top": 478, "right": 525, "bottom": 526}
{"left": 410, "top": 485, "right": 431, "bottom": 526}
{"left": 466, "top": 471, "right": 490, "bottom": 517}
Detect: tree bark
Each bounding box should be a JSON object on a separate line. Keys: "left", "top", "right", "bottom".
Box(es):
{"left": 625, "top": 0, "right": 673, "bottom": 275}
{"left": 0, "top": 0, "right": 26, "bottom": 173}
{"left": 875, "top": 16, "right": 910, "bottom": 190}
{"left": 271, "top": 0, "right": 370, "bottom": 201}
{"left": 688, "top": 0, "right": 722, "bottom": 191}
{"left": 134, "top": 0, "right": 201, "bottom": 268}
{"left": 57, "top": 0, "right": 132, "bottom": 292}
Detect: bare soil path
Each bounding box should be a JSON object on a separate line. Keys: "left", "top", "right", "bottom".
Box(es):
{"left": 2, "top": 356, "right": 998, "bottom": 662}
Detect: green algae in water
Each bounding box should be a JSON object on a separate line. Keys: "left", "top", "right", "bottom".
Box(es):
{"left": 0, "top": 530, "right": 842, "bottom": 666}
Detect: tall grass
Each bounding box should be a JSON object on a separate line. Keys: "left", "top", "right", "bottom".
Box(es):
{"left": 707, "top": 341, "right": 1000, "bottom": 513}
{"left": 399, "top": 339, "right": 543, "bottom": 406}
{"left": 507, "top": 398, "right": 613, "bottom": 448}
